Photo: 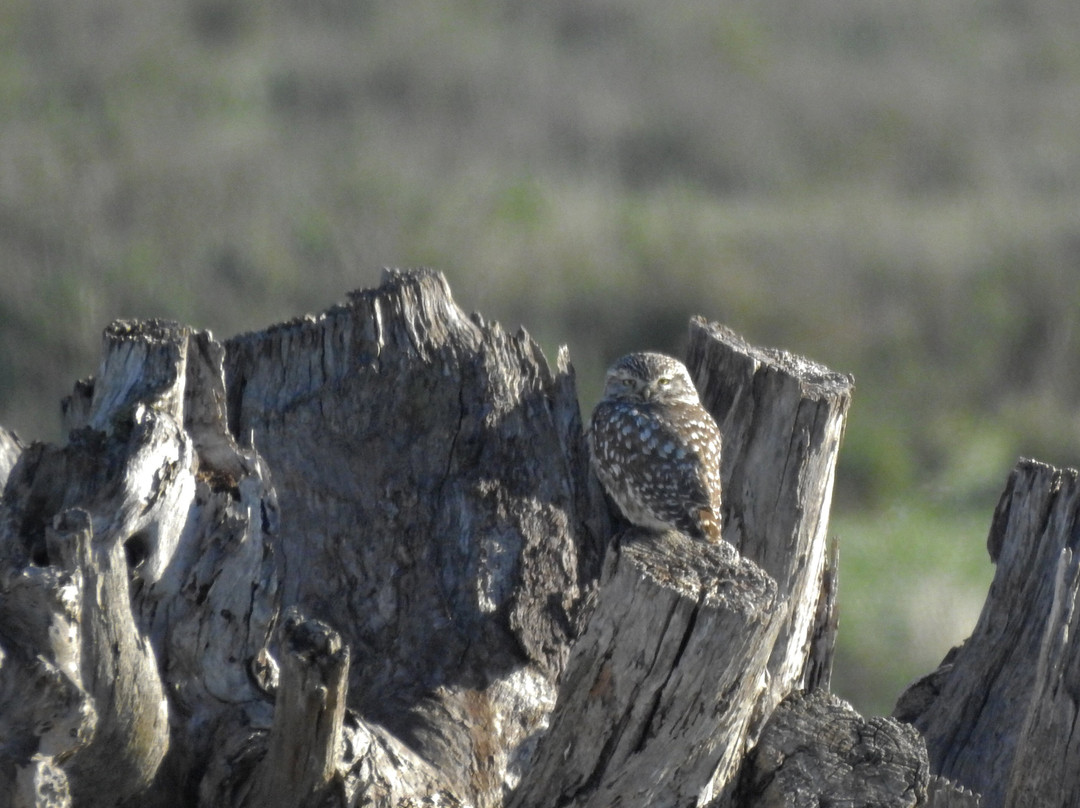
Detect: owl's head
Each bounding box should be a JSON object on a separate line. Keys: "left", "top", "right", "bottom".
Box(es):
{"left": 601, "top": 352, "right": 701, "bottom": 405}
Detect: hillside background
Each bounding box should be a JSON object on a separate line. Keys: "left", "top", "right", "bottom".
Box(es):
{"left": 3, "top": 0, "right": 1080, "bottom": 715}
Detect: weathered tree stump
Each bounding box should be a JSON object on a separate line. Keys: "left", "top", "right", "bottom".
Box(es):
{"left": 895, "top": 458, "right": 1080, "bottom": 808}
{"left": 688, "top": 320, "right": 851, "bottom": 722}
{"left": 510, "top": 531, "right": 781, "bottom": 808}
{"left": 2, "top": 320, "right": 280, "bottom": 808}
{"left": 219, "top": 271, "right": 604, "bottom": 805}
{"left": 0, "top": 267, "right": 1073, "bottom": 807}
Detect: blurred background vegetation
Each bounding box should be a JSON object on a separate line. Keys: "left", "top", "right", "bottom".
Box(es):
{"left": 3, "top": 0, "right": 1080, "bottom": 715}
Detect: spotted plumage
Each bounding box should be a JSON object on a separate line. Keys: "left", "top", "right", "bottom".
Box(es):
{"left": 588, "top": 352, "right": 723, "bottom": 543}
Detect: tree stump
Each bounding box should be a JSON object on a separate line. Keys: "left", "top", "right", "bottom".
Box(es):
{"left": 0, "top": 267, "right": 1073, "bottom": 807}
{"left": 895, "top": 458, "right": 1080, "bottom": 808}
{"left": 242, "top": 610, "right": 350, "bottom": 808}
{"left": 510, "top": 531, "right": 781, "bottom": 808}
{"left": 688, "top": 320, "right": 852, "bottom": 720}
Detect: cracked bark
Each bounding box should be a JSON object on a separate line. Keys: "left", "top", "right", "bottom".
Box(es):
{"left": 1, "top": 270, "right": 603, "bottom": 807}
{"left": 241, "top": 610, "right": 350, "bottom": 808}
{"left": 735, "top": 689, "right": 928, "bottom": 808}
{"left": 218, "top": 270, "right": 602, "bottom": 804}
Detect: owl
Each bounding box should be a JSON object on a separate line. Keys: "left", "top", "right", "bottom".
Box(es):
{"left": 588, "top": 352, "right": 723, "bottom": 543}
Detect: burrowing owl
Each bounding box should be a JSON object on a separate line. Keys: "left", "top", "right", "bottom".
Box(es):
{"left": 589, "top": 352, "right": 723, "bottom": 543}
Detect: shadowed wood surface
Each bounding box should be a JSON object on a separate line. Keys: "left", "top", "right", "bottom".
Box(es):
{"left": 1, "top": 270, "right": 608, "bottom": 807}
{"left": 221, "top": 269, "right": 607, "bottom": 803}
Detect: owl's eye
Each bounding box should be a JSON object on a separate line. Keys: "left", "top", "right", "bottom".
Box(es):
{"left": 657, "top": 376, "right": 672, "bottom": 387}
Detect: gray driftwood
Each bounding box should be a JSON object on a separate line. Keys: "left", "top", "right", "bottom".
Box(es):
{"left": 242, "top": 610, "right": 350, "bottom": 808}
{"left": 0, "top": 267, "right": 1072, "bottom": 807}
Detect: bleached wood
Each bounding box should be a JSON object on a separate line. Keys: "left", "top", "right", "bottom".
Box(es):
{"left": 13, "top": 754, "right": 71, "bottom": 808}
{"left": 243, "top": 611, "right": 349, "bottom": 808}
{"left": 1, "top": 319, "right": 279, "bottom": 808}
{"left": 60, "top": 508, "right": 170, "bottom": 806}
{"left": 0, "top": 426, "right": 21, "bottom": 488}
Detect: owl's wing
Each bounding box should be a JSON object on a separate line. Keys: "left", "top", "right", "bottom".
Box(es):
{"left": 651, "top": 406, "right": 723, "bottom": 541}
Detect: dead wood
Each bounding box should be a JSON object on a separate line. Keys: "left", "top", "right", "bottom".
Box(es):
{"left": 735, "top": 689, "right": 928, "bottom": 808}
{"left": 687, "top": 320, "right": 853, "bottom": 726}
{"left": 895, "top": 458, "right": 1080, "bottom": 808}
{"left": 217, "top": 269, "right": 606, "bottom": 805}
{"left": 242, "top": 610, "right": 350, "bottom": 808}
{"left": 0, "top": 428, "right": 20, "bottom": 489}
{"left": 510, "top": 530, "right": 780, "bottom": 808}
{"left": 6, "top": 267, "right": 1073, "bottom": 808}
{"left": 924, "top": 776, "right": 982, "bottom": 808}
{"left": 0, "top": 269, "right": 855, "bottom": 807}
{"left": 2, "top": 319, "right": 278, "bottom": 808}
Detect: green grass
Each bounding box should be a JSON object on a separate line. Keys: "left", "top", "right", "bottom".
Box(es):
{"left": 832, "top": 497, "right": 997, "bottom": 716}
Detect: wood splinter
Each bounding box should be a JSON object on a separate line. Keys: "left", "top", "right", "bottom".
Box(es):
{"left": 244, "top": 609, "right": 350, "bottom": 808}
